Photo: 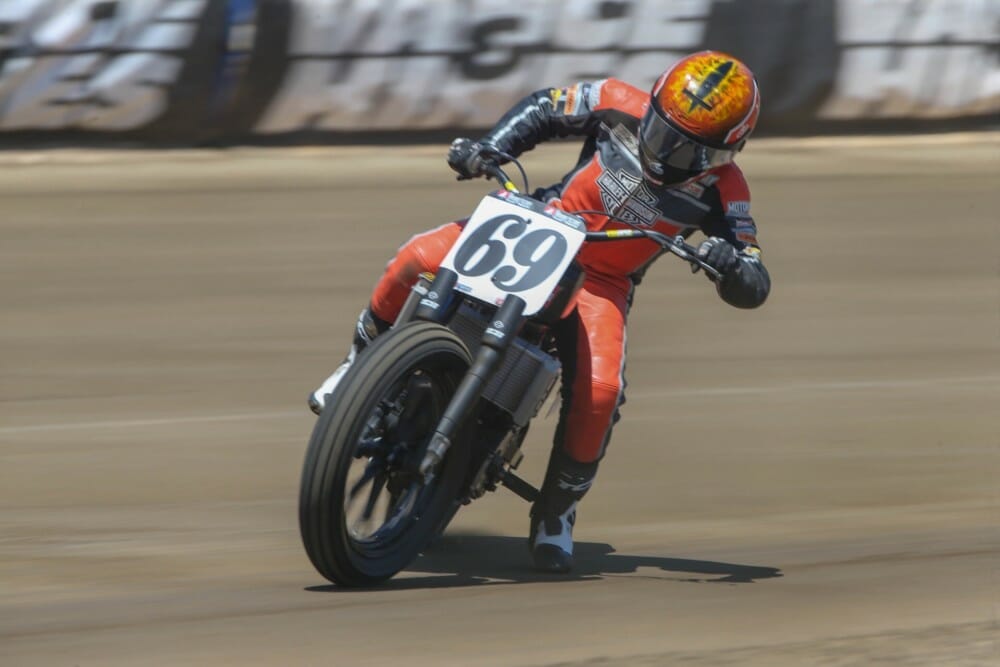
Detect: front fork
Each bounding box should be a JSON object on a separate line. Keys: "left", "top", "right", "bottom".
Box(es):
{"left": 415, "top": 272, "right": 526, "bottom": 482}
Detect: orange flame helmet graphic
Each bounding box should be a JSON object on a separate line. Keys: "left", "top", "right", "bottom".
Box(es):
{"left": 650, "top": 50, "right": 761, "bottom": 150}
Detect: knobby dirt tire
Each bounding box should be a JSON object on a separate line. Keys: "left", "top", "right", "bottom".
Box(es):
{"left": 299, "top": 322, "right": 472, "bottom": 587}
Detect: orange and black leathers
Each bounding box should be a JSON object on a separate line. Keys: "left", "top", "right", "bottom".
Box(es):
{"left": 369, "top": 79, "right": 770, "bottom": 464}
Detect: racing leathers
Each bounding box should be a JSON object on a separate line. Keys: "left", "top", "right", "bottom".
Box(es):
{"left": 367, "top": 77, "right": 770, "bottom": 469}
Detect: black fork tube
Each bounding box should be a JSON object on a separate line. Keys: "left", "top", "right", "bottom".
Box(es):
{"left": 419, "top": 294, "right": 526, "bottom": 480}
{"left": 413, "top": 269, "right": 459, "bottom": 324}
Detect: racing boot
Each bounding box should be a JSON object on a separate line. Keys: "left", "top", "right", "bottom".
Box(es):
{"left": 528, "top": 448, "right": 599, "bottom": 574}
{"left": 308, "top": 307, "right": 390, "bottom": 415}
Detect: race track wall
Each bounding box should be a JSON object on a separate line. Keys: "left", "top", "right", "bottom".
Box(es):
{"left": 0, "top": 0, "right": 996, "bottom": 144}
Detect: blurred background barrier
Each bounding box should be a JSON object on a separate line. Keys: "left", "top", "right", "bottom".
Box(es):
{"left": 0, "top": 0, "right": 996, "bottom": 144}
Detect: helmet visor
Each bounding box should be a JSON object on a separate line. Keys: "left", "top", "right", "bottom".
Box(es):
{"left": 639, "top": 109, "right": 737, "bottom": 174}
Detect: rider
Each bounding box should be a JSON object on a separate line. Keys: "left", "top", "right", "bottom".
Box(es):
{"left": 309, "top": 51, "right": 771, "bottom": 573}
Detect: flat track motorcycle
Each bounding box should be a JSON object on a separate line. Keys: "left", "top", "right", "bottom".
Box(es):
{"left": 298, "top": 160, "right": 720, "bottom": 587}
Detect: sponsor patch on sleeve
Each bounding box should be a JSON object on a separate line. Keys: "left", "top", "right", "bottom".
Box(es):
{"left": 551, "top": 84, "right": 586, "bottom": 115}
{"left": 565, "top": 84, "right": 581, "bottom": 114}
{"left": 731, "top": 216, "right": 759, "bottom": 247}
{"left": 726, "top": 200, "right": 751, "bottom": 216}
{"left": 588, "top": 79, "right": 605, "bottom": 109}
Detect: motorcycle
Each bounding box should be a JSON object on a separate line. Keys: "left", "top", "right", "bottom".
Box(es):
{"left": 298, "top": 157, "right": 720, "bottom": 587}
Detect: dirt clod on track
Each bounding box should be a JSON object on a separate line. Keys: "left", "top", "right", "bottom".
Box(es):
{"left": 1, "top": 137, "right": 998, "bottom": 666}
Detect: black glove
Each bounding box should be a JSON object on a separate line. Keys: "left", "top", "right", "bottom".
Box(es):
{"left": 447, "top": 138, "right": 498, "bottom": 180}
{"left": 697, "top": 237, "right": 740, "bottom": 281}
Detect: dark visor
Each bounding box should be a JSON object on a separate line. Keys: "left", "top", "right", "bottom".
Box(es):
{"left": 639, "top": 109, "right": 737, "bottom": 172}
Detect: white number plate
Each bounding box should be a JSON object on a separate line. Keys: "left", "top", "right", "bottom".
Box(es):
{"left": 440, "top": 193, "right": 587, "bottom": 316}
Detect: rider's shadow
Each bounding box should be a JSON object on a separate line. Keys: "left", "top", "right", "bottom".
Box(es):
{"left": 306, "top": 532, "right": 782, "bottom": 592}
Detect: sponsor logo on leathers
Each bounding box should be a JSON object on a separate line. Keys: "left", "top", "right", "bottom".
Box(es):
{"left": 596, "top": 168, "right": 660, "bottom": 227}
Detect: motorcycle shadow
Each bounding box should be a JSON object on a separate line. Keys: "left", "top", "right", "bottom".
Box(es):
{"left": 306, "top": 532, "right": 782, "bottom": 592}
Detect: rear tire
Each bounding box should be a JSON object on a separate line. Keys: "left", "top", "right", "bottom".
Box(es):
{"left": 299, "top": 322, "right": 472, "bottom": 587}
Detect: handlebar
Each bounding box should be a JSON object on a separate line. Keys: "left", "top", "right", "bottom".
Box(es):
{"left": 481, "top": 161, "right": 721, "bottom": 281}
{"left": 484, "top": 163, "right": 518, "bottom": 193}
{"left": 584, "top": 229, "right": 721, "bottom": 280}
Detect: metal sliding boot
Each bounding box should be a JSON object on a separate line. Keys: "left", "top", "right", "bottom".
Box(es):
{"left": 419, "top": 293, "right": 526, "bottom": 483}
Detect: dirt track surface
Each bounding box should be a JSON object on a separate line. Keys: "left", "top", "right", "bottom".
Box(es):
{"left": 2, "top": 136, "right": 998, "bottom": 666}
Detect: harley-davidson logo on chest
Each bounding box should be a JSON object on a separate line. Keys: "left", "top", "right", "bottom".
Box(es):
{"left": 596, "top": 168, "right": 660, "bottom": 227}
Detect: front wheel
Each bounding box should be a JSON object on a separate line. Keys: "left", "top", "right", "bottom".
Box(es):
{"left": 299, "top": 322, "right": 472, "bottom": 587}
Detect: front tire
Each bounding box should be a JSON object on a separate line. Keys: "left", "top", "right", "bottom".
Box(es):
{"left": 299, "top": 322, "right": 472, "bottom": 587}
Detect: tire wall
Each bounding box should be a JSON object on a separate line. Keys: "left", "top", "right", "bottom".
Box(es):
{"left": 0, "top": 0, "right": 996, "bottom": 144}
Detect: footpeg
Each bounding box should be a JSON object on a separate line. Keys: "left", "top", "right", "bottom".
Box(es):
{"left": 500, "top": 471, "right": 539, "bottom": 503}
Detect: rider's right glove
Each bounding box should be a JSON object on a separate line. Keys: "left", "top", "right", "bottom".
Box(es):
{"left": 447, "top": 138, "right": 499, "bottom": 181}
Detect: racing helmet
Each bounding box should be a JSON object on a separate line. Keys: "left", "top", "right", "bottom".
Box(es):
{"left": 639, "top": 51, "right": 760, "bottom": 187}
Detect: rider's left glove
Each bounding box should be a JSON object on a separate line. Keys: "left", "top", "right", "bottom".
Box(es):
{"left": 447, "top": 138, "right": 500, "bottom": 181}
{"left": 697, "top": 237, "right": 739, "bottom": 281}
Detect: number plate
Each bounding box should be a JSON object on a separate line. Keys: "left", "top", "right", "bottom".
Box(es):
{"left": 440, "top": 192, "right": 587, "bottom": 316}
